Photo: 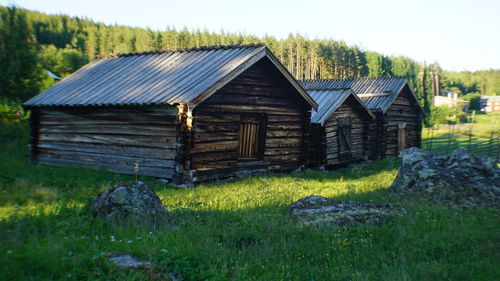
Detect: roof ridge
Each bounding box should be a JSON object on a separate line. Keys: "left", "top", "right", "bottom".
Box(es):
{"left": 99, "top": 44, "right": 266, "bottom": 59}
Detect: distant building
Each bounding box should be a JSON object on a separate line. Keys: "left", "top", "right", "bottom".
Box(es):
{"left": 480, "top": 96, "right": 500, "bottom": 112}
{"left": 433, "top": 91, "right": 468, "bottom": 111}
{"left": 45, "top": 69, "right": 61, "bottom": 80}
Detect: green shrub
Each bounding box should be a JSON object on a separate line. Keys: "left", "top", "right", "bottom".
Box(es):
{"left": 0, "top": 98, "right": 30, "bottom": 140}
{"left": 0, "top": 98, "right": 30, "bottom": 125}
{"left": 463, "top": 92, "right": 481, "bottom": 111}
{"left": 427, "top": 105, "right": 470, "bottom": 127}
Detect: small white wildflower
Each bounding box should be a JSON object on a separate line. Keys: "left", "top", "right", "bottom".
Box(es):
{"left": 149, "top": 232, "right": 153, "bottom": 235}
{"left": 110, "top": 236, "right": 116, "bottom": 242}
{"left": 161, "top": 248, "right": 168, "bottom": 252}
{"left": 127, "top": 240, "right": 133, "bottom": 243}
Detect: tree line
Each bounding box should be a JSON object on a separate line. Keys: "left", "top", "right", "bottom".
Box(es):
{"left": 0, "top": 6, "right": 498, "bottom": 121}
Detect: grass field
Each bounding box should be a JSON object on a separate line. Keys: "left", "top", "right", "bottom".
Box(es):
{"left": 0, "top": 123, "right": 499, "bottom": 281}
{"left": 423, "top": 111, "right": 499, "bottom": 139}
{"left": 422, "top": 112, "right": 500, "bottom": 157}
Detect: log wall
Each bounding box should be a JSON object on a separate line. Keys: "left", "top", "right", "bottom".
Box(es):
{"left": 366, "top": 85, "right": 423, "bottom": 159}
{"left": 189, "top": 58, "right": 310, "bottom": 182}
{"left": 35, "top": 106, "right": 179, "bottom": 178}
{"left": 307, "top": 123, "right": 326, "bottom": 167}
{"left": 323, "top": 96, "right": 369, "bottom": 166}
{"left": 383, "top": 86, "right": 423, "bottom": 157}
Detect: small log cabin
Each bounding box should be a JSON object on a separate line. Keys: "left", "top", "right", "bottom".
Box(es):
{"left": 24, "top": 44, "right": 318, "bottom": 184}
{"left": 300, "top": 87, "right": 374, "bottom": 167}
{"left": 301, "top": 77, "right": 424, "bottom": 159}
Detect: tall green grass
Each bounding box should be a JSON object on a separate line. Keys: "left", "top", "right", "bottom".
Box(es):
{"left": 0, "top": 122, "right": 498, "bottom": 280}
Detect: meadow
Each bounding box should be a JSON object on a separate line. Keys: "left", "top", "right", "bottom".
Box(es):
{"left": 0, "top": 121, "right": 499, "bottom": 281}
{"left": 422, "top": 112, "right": 500, "bottom": 157}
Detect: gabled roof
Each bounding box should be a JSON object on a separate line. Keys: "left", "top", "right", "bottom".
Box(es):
{"left": 306, "top": 88, "right": 374, "bottom": 125}
{"left": 24, "top": 44, "right": 317, "bottom": 110}
{"left": 301, "top": 77, "right": 422, "bottom": 114}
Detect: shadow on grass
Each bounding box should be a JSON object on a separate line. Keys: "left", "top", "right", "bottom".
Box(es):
{"left": 1, "top": 192, "right": 498, "bottom": 281}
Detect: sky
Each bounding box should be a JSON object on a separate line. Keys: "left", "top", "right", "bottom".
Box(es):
{"left": 1, "top": 0, "right": 499, "bottom": 72}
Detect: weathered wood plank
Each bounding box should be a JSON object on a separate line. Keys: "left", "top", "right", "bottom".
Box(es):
{"left": 39, "top": 133, "right": 178, "bottom": 149}
{"left": 38, "top": 149, "right": 175, "bottom": 168}
{"left": 39, "top": 124, "right": 176, "bottom": 136}
{"left": 38, "top": 141, "right": 177, "bottom": 160}
{"left": 37, "top": 156, "right": 174, "bottom": 178}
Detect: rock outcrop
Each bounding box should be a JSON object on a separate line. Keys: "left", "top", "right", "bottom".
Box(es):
{"left": 102, "top": 252, "right": 179, "bottom": 281}
{"left": 391, "top": 147, "right": 500, "bottom": 208}
{"left": 289, "top": 195, "right": 405, "bottom": 226}
{"left": 92, "top": 181, "right": 173, "bottom": 226}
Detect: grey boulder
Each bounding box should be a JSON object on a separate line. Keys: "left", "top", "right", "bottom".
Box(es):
{"left": 391, "top": 147, "right": 500, "bottom": 208}
{"left": 290, "top": 195, "right": 405, "bottom": 226}
{"left": 92, "top": 181, "right": 173, "bottom": 226}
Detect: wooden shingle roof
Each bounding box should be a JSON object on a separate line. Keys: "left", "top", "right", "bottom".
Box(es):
{"left": 24, "top": 44, "right": 317, "bottom": 110}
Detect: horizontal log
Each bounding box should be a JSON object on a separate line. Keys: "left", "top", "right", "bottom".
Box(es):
{"left": 325, "top": 153, "right": 364, "bottom": 161}
{"left": 193, "top": 123, "right": 239, "bottom": 133}
{"left": 266, "top": 123, "right": 303, "bottom": 130}
{"left": 40, "top": 107, "right": 178, "bottom": 117}
{"left": 197, "top": 105, "right": 303, "bottom": 116}
{"left": 326, "top": 147, "right": 364, "bottom": 155}
{"left": 192, "top": 114, "right": 240, "bottom": 123}
{"left": 37, "top": 156, "right": 174, "bottom": 178}
{"left": 266, "top": 130, "right": 303, "bottom": 138}
{"left": 192, "top": 160, "right": 238, "bottom": 170}
{"left": 191, "top": 151, "right": 238, "bottom": 164}
{"left": 37, "top": 141, "right": 177, "bottom": 160}
{"left": 192, "top": 132, "right": 239, "bottom": 143}
{"left": 40, "top": 118, "right": 176, "bottom": 126}
{"left": 265, "top": 138, "right": 302, "bottom": 148}
{"left": 265, "top": 154, "right": 301, "bottom": 163}
{"left": 204, "top": 93, "right": 299, "bottom": 107}
{"left": 39, "top": 133, "right": 178, "bottom": 149}
{"left": 190, "top": 141, "right": 239, "bottom": 153}
{"left": 264, "top": 148, "right": 301, "bottom": 156}
{"left": 39, "top": 124, "right": 177, "bottom": 136}
{"left": 217, "top": 85, "right": 294, "bottom": 96}
{"left": 325, "top": 129, "right": 365, "bottom": 138}
{"left": 38, "top": 149, "right": 175, "bottom": 168}
{"left": 267, "top": 115, "right": 304, "bottom": 123}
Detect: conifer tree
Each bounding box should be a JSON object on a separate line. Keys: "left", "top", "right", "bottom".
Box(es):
{"left": 0, "top": 6, "right": 44, "bottom": 100}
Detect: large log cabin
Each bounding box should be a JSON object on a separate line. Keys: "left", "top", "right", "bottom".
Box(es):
{"left": 301, "top": 77, "right": 424, "bottom": 159}
{"left": 24, "top": 45, "right": 318, "bottom": 184}
{"left": 300, "top": 87, "right": 374, "bottom": 167}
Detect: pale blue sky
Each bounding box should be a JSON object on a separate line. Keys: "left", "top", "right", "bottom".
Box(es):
{"left": 2, "top": 0, "right": 499, "bottom": 71}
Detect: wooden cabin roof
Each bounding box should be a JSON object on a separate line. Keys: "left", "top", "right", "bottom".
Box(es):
{"left": 306, "top": 88, "right": 374, "bottom": 125}
{"left": 301, "top": 77, "right": 422, "bottom": 113}
{"left": 24, "top": 44, "right": 317, "bottom": 110}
